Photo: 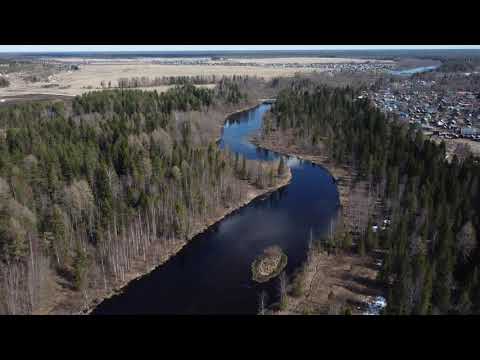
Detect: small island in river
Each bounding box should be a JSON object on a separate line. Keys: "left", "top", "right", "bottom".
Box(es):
{"left": 251, "top": 245, "right": 288, "bottom": 283}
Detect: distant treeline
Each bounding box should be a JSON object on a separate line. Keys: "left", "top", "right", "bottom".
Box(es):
{"left": 115, "top": 75, "right": 265, "bottom": 89}
{"left": 0, "top": 60, "right": 74, "bottom": 82}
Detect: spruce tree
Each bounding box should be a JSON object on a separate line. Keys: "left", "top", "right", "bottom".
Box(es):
{"left": 72, "top": 242, "right": 88, "bottom": 291}
{"left": 278, "top": 157, "right": 286, "bottom": 176}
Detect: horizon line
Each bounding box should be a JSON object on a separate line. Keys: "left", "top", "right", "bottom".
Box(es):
{"left": 1, "top": 45, "right": 480, "bottom": 53}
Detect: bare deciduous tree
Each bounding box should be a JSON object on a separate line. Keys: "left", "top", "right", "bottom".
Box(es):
{"left": 453, "top": 143, "right": 472, "bottom": 164}
{"left": 278, "top": 271, "right": 288, "bottom": 311}
{"left": 258, "top": 290, "right": 268, "bottom": 315}
{"left": 457, "top": 221, "right": 477, "bottom": 262}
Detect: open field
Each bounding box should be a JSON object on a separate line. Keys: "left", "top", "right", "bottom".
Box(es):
{"left": 0, "top": 64, "right": 225, "bottom": 97}
{"left": 0, "top": 63, "right": 317, "bottom": 97}
{"left": 42, "top": 56, "right": 393, "bottom": 65}
{"left": 429, "top": 135, "right": 480, "bottom": 160}
{"left": 0, "top": 56, "right": 395, "bottom": 98}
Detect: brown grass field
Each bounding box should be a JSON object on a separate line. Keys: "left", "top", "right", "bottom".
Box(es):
{"left": 0, "top": 57, "right": 393, "bottom": 98}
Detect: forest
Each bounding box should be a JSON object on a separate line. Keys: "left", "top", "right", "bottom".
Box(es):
{"left": 264, "top": 79, "right": 480, "bottom": 314}
{"left": 0, "top": 80, "right": 285, "bottom": 314}
{"left": 437, "top": 58, "right": 480, "bottom": 73}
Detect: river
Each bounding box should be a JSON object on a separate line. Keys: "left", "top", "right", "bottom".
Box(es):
{"left": 92, "top": 103, "right": 339, "bottom": 314}
{"left": 389, "top": 65, "right": 439, "bottom": 76}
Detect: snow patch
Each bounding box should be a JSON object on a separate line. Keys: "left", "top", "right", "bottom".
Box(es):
{"left": 363, "top": 296, "right": 387, "bottom": 315}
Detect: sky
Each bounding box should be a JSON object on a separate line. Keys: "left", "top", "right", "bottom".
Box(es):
{"left": 0, "top": 45, "right": 479, "bottom": 53}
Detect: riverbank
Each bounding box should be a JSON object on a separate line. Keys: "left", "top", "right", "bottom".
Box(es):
{"left": 35, "top": 102, "right": 292, "bottom": 315}
{"left": 76, "top": 168, "right": 292, "bottom": 315}
{"left": 250, "top": 130, "right": 353, "bottom": 216}
{"left": 275, "top": 250, "right": 384, "bottom": 315}
{"left": 251, "top": 129, "right": 385, "bottom": 315}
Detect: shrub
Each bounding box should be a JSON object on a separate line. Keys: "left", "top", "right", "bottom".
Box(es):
{"left": 0, "top": 77, "right": 9, "bottom": 88}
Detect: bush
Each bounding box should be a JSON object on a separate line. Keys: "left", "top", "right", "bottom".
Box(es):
{"left": 0, "top": 77, "right": 9, "bottom": 88}
{"left": 291, "top": 269, "right": 305, "bottom": 298}
{"left": 251, "top": 246, "right": 288, "bottom": 283}
{"left": 342, "top": 232, "right": 353, "bottom": 249}
{"left": 343, "top": 307, "right": 352, "bottom": 315}
{"left": 279, "top": 296, "right": 288, "bottom": 311}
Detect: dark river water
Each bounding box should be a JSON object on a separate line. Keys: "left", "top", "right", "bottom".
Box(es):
{"left": 92, "top": 104, "right": 339, "bottom": 314}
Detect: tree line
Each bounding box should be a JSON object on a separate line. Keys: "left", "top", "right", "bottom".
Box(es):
{"left": 116, "top": 75, "right": 225, "bottom": 88}
{"left": 113, "top": 75, "right": 265, "bottom": 89}
{"left": 438, "top": 58, "right": 480, "bottom": 73}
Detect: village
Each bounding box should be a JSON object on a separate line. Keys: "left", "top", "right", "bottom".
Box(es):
{"left": 206, "top": 61, "right": 395, "bottom": 73}
{"left": 362, "top": 74, "right": 480, "bottom": 143}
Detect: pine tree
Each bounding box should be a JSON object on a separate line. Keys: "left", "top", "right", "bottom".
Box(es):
{"left": 278, "top": 157, "right": 286, "bottom": 176}
{"left": 92, "top": 164, "right": 114, "bottom": 239}
{"left": 241, "top": 157, "right": 247, "bottom": 180}
{"left": 358, "top": 236, "right": 366, "bottom": 257}
{"left": 418, "top": 263, "right": 433, "bottom": 315}
{"left": 50, "top": 205, "right": 68, "bottom": 267}
{"left": 72, "top": 242, "right": 88, "bottom": 291}
{"left": 268, "top": 167, "right": 275, "bottom": 187}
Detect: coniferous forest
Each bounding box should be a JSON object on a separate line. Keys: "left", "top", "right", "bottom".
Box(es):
{"left": 0, "top": 80, "right": 285, "bottom": 314}
{"left": 264, "top": 79, "right": 480, "bottom": 314}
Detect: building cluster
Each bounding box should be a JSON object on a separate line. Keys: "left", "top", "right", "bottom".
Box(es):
{"left": 149, "top": 58, "right": 395, "bottom": 74}
{"left": 363, "top": 77, "right": 480, "bottom": 142}
{"left": 316, "top": 62, "right": 395, "bottom": 74}
{"left": 151, "top": 58, "right": 211, "bottom": 65}
{"left": 208, "top": 61, "right": 395, "bottom": 73}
